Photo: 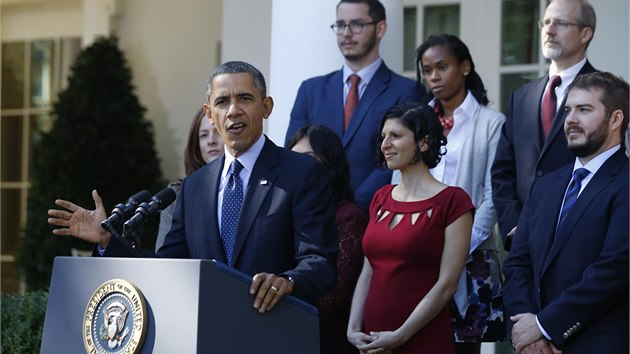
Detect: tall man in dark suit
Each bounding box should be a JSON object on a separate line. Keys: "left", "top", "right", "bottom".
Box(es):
{"left": 503, "top": 72, "right": 629, "bottom": 354}
{"left": 48, "top": 61, "right": 339, "bottom": 312}
{"left": 285, "top": 0, "right": 427, "bottom": 213}
{"left": 491, "top": 0, "right": 597, "bottom": 250}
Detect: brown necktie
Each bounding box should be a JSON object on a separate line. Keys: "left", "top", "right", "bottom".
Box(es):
{"left": 541, "top": 75, "right": 562, "bottom": 140}
{"left": 344, "top": 74, "right": 360, "bottom": 131}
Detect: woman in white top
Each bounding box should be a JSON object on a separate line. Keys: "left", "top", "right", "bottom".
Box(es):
{"left": 417, "top": 34, "right": 506, "bottom": 354}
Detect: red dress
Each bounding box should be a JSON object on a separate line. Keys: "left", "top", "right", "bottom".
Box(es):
{"left": 362, "top": 185, "right": 474, "bottom": 354}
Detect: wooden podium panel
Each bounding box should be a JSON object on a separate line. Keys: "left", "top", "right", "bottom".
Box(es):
{"left": 41, "top": 257, "right": 320, "bottom": 354}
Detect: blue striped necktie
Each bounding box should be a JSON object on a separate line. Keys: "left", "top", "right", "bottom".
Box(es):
{"left": 557, "top": 168, "right": 590, "bottom": 231}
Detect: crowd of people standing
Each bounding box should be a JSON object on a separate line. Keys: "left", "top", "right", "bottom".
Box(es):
{"left": 47, "top": 0, "right": 627, "bottom": 353}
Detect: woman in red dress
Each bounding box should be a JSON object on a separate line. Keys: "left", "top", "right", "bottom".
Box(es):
{"left": 347, "top": 103, "right": 474, "bottom": 353}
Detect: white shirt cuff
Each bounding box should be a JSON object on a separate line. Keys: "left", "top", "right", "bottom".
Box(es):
{"left": 536, "top": 315, "right": 552, "bottom": 340}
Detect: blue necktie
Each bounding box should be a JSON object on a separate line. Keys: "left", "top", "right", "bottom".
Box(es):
{"left": 221, "top": 160, "right": 244, "bottom": 263}
{"left": 557, "top": 168, "right": 590, "bottom": 231}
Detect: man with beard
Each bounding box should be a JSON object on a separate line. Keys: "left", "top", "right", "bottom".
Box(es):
{"left": 285, "top": 0, "right": 427, "bottom": 213}
{"left": 491, "top": 0, "right": 597, "bottom": 251}
{"left": 503, "top": 71, "right": 629, "bottom": 354}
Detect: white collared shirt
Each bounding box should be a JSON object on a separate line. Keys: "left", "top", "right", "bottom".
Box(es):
{"left": 342, "top": 57, "right": 383, "bottom": 104}
{"left": 429, "top": 91, "right": 478, "bottom": 185}
{"left": 566, "top": 145, "right": 620, "bottom": 198}
{"left": 217, "top": 134, "right": 266, "bottom": 229}
{"left": 545, "top": 57, "right": 587, "bottom": 113}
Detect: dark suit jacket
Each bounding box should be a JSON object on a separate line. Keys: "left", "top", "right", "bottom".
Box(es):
{"left": 285, "top": 62, "right": 427, "bottom": 213}
{"left": 491, "top": 61, "right": 597, "bottom": 250}
{"left": 503, "top": 149, "right": 629, "bottom": 354}
{"left": 105, "top": 137, "right": 339, "bottom": 304}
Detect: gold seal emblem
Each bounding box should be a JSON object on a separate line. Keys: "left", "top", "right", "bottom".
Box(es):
{"left": 83, "top": 279, "right": 147, "bottom": 354}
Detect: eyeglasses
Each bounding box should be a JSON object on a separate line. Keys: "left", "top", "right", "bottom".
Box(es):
{"left": 330, "top": 21, "right": 377, "bottom": 35}
{"left": 538, "top": 19, "right": 584, "bottom": 30}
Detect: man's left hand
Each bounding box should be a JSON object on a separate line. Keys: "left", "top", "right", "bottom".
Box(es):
{"left": 250, "top": 272, "right": 294, "bottom": 313}
{"left": 511, "top": 313, "right": 544, "bottom": 352}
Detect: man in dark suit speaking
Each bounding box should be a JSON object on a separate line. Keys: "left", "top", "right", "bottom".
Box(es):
{"left": 503, "top": 72, "right": 629, "bottom": 354}
{"left": 48, "top": 61, "right": 339, "bottom": 312}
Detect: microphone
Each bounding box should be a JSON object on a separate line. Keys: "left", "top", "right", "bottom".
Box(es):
{"left": 101, "top": 190, "right": 153, "bottom": 230}
{"left": 123, "top": 187, "right": 177, "bottom": 235}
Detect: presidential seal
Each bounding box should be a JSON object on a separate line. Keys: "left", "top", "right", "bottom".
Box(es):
{"left": 83, "top": 279, "right": 147, "bottom": 354}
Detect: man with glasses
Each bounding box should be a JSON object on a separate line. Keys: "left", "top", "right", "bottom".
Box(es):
{"left": 491, "top": 0, "right": 598, "bottom": 251}
{"left": 285, "top": 0, "right": 427, "bottom": 214}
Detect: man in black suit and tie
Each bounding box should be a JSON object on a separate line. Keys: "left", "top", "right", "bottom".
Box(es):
{"left": 491, "top": 0, "right": 598, "bottom": 251}
{"left": 503, "top": 71, "right": 629, "bottom": 354}
{"left": 49, "top": 61, "right": 339, "bottom": 312}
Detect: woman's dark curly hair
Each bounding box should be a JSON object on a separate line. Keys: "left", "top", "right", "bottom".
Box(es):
{"left": 376, "top": 103, "right": 447, "bottom": 169}
{"left": 286, "top": 124, "right": 355, "bottom": 204}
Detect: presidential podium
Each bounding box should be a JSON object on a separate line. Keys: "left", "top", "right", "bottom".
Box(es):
{"left": 41, "top": 257, "right": 321, "bottom": 353}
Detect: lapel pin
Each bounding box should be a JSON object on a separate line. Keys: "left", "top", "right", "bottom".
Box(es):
{"left": 260, "top": 179, "right": 269, "bottom": 185}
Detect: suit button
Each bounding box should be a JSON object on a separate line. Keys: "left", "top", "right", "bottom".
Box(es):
{"left": 536, "top": 170, "right": 543, "bottom": 177}
{"left": 537, "top": 288, "right": 541, "bottom": 293}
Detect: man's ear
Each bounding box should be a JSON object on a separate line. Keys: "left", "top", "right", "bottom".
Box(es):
{"left": 376, "top": 20, "right": 387, "bottom": 40}
{"left": 263, "top": 96, "right": 274, "bottom": 119}
{"left": 609, "top": 109, "right": 625, "bottom": 132}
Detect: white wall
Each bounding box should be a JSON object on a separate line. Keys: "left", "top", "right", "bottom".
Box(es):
{"left": 1, "top": 0, "right": 82, "bottom": 41}
{"left": 588, "top": 0, "right": 629, "bottom": 80}
{"left": 113, "top": 0, "right": 223, "bottom": 180}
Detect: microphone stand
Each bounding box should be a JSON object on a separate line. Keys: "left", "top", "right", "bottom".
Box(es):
{"left": 122, "top": 224, "right": 144, "bottom": 257}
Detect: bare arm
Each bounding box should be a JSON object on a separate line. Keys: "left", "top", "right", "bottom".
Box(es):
{"left": 347, "top": 257, "right": 378, "bottom": 350}
{"left": 47, "top": 189, "right": 112, "bottom": 248}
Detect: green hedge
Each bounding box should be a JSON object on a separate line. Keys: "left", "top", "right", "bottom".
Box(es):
{"left": 1, "top": 291, "right": 48, "bottom": 354}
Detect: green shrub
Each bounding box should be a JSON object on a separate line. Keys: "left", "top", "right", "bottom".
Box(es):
{"left": 1, "top": 291, "right": 48, "bottom": 354}
{"left": 16, "top": 36, "right": 164, "bottom": 291}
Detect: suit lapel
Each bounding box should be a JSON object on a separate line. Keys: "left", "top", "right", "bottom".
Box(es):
{"left": 342, "top": 62, "right": 390, "bottom": 146}
{"left": 230, "top": 137, "right": 277, "bottom": 265}
{"left": 527, "top": 77, "right": 547, "bottom": 155}
{"left": 325, "top": 70, "right": 345, "bottom": 136}
{"left": 534, "top": 169, "right": 569, "bottom": 272}
{"left": 206, "top": 157, "right": 227, "bottom": 263}
{"left": 540, "top": 61, "right": 597, "bottom": 157}
{"left": 542, "top": 151, "right": 625, "bottom": 274}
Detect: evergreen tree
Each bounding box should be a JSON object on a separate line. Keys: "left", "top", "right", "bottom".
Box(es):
{"left": 17, "top": 36, "right": 164, "bottom": 290}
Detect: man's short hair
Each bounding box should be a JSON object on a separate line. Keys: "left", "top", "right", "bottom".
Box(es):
{"left": 337, "top": 0, "right": 386, "bottom": 22}
{"left": 206, "top": 61, "right": 267, "bottom": 99}
{"left": 568, "top": 71, "right": 629, "bottom": 143}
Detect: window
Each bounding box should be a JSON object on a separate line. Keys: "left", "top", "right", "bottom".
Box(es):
{"left": 403, "top": 3, "right": 460, "bottom": 78}
{"left": 423, "top": 5, "right": 460, "bottom": 40}
{"left": 499, "top": 0, "right": 548, "bottom": 112}
{"left": 403, "top": 7, "right": 417, "bottom": 72}
{"left": 1, "top": 38, "right": 81, "bottom": 293}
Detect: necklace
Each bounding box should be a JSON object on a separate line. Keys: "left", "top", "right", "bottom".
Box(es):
{"left": 434, "top": 102, "right": 454, "bottom": 130}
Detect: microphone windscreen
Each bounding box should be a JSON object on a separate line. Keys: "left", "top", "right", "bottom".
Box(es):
{"left": 154, "top": 187, "right": 177, "bottom": 209}
{"left": 130, "top": 190, "right": 152, "bottom": 204}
